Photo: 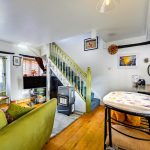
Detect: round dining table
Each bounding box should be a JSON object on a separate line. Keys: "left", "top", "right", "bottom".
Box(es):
{"left": 103, "top": 91, "right": 150, "bottom": 149}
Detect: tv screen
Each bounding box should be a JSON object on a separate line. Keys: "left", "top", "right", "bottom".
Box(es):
{"left": 23, "top": 76, "right": 46, "bottom": 89}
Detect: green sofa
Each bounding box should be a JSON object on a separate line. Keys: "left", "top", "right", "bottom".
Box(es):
{"left": 0, "top": 98, "right": 57, "bottom": 150}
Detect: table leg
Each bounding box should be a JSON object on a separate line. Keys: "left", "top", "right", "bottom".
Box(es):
{"left": 148, "top": 117, "right": 150, "bottom": 133}
{"left": 108, "top": 108, "right": 112, "bottom": 147}
{"left": 104, "top": 107, "right": 108, "bottom": 149}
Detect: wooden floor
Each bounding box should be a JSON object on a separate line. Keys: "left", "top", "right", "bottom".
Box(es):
{"left": 43, "top": 106, "right": 104, "bottom": 150}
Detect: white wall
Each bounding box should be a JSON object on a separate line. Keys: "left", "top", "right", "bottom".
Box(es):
{"left": 57, "top": 34, "right": 150, "bottom": 100}
{"left": 40, "top": 44, "right": 51, "bottom": 101}
{"left": 40, "top": 44, "right": 50, "bottom": 57}
{"left": 0, "top": 40, "right": 40, "bottom": 100}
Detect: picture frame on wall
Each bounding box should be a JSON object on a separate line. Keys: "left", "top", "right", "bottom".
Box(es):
{"left": 84, "top": 36, "right": 98, "bottom": 51}
{"left": 13, "top": 56, "right": 21, "bottom": 66}
{"left": 118, "top": 54, "right": 137, "bottom": 69}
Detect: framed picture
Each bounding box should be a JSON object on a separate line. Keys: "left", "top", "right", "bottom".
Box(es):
{"left": 84, "top": 36, "right": 98, "bottom": 51}
{"left": 13, "top": 56, "right": 21, "bottom": 66}
{"left": 118, "top": 54, "right": 137, "bottom": 68}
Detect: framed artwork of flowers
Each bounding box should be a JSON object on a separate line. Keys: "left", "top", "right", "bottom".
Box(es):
{"left": 118, "top": 54, "right": 137, "bottom": 68}
{"left": 84, "top": 37, "right": 98, "bottom": 51}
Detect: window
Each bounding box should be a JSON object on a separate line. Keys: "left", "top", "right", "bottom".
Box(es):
{"left": 0, "top": 56, "right": 6, "bottom": 93}
{"left": 23, "top": 58, "right": 40, "bottom": 76}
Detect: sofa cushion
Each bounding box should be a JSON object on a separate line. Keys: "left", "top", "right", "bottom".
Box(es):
{"left": 111, "top": 110, "right": 141, "bottom": 126}
{"left": 6, "top": 103, "right": 33, "bottom": 120}
{"left": 111, "top": 110, "right": 125, "bottom": 122}
{"left": 0, "top": 109, "right": 8, "bottom": 129}
{"left": 127, "top": 114, "right": 141, "bottom": 126}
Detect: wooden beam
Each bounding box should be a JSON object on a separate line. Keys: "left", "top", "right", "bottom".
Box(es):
{"left": 118, "top": 41, "right": 150, "bottom": 49}
{"left": 0, "top": 51, "right": 15, "bottom": 55}
{"left": 19, "top": 54, "right": 37, "bottom": 58}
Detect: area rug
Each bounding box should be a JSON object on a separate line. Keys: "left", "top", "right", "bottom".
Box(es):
{"left": 51, "top": 111, "right": 80, "bottom": 137}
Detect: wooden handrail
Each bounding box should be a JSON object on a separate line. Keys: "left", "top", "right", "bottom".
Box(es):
{"left": 52, "top": 43, "right": 87, "bottom": 78}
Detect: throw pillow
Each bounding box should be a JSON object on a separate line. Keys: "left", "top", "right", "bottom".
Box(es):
{"left": 5, "top": 112, "right": 14, "bottom": 123}
{"left": 111, "top": 110, "right": 125, "bottom": 123}
{"left": 0, "top": 109, "right": 8, "bottom": 129}
{"left": 126, "top": 114, "right": 141, "bottom": 126}
{"left": 6, "top": 103, "right": 33, "bottom": 120}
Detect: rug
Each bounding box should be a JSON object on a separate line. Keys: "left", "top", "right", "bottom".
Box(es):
{"left": 51, "top": 111, "right": 80, "bottom": 137}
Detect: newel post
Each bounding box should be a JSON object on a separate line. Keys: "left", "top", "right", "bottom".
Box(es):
{"left": 86, "top": 67, "right": 91, "bottom": 113}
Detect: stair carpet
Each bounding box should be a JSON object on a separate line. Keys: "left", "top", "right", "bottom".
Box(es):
{"left": 50, "top": 55, "right": 100, "bottom": 111}
{"left": 91, "top": 92, "right": 100, "bottom": 111}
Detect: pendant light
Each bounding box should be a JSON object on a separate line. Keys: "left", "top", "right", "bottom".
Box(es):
{"left": 96, "top": 0, "right": 120, "bottom": 13}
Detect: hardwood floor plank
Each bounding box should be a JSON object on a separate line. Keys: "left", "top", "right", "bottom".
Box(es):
{"left": 43, "top": 106, "right": 104, "bottom": 150}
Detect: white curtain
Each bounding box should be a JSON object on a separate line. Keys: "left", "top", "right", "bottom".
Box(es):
{"left": 0, "top": 57, "right": 6, "bottom": 93}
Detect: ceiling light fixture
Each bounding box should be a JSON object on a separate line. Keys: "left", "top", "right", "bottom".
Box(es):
{"left": 96, "top": 0, "right": 120, "bottom": 13}
{"left": 17, "top": 43, "right": 28, "bottom": 49}
{"left": 106, "top": 0, "right": 111, "bottom": 6}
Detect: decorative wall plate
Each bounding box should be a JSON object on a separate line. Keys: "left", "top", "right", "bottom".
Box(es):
{"left": 108, "top": 44, "right": 118, "bottom": 55}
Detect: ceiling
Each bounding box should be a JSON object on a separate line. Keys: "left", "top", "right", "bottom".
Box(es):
{"left": 0, "top": 0, "right": 149, "bottom": 47}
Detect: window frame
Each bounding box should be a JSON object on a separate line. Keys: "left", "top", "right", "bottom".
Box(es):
{"left": 23, "top": 57, "right": 40, "bottom": 76}
{"left": 0, "top": 56, "right": 6, "bottom": 93}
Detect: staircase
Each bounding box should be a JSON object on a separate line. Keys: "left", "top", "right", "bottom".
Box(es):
{"left": 49, "top": 42, "right": 100, "bottom": 113}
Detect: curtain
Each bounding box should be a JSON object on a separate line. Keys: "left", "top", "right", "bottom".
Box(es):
{"left": 23, "top": 58, "right": 40, "bottom": 76}
{"left": 35, "top": 57, "right": 46, "bottom": 72}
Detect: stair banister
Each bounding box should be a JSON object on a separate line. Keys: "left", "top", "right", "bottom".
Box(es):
{"left": 50, "top": 42, "right": 92, "bottom": 113}
{"left": 53, "top": 43, "right": 87, "bottom": 78}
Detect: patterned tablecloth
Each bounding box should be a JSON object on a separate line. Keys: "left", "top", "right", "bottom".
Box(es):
{"left": 103, "top": 91, "right": 150, "bottom": 114}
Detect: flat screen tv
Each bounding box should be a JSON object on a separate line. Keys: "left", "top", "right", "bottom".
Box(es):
{"left": 23, "top": 76, "right": 46, "bottom": 89}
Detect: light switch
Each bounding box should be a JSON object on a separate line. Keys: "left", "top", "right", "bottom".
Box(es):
{"left": 132, "top": 75, "right": 140, "bottom": 82}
